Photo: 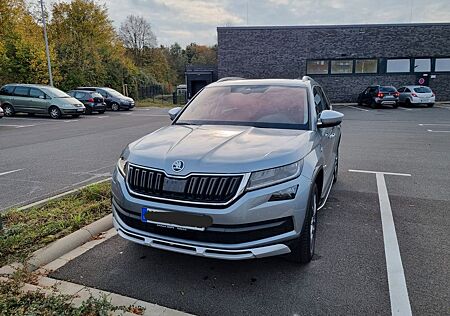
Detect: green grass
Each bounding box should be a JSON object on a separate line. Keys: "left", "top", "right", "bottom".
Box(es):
{"left": 0, "top": 182, "right": 112, "bottom": 267}
{"left": 136, "top": 98, "right": 174, "bottom": 108}
{"left": 0, "top": 278, "right": 144, "bottom": 316}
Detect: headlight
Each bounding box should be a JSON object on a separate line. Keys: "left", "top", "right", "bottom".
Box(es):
{"left": 246, "top": 160, "right": 303, "bottom": 191}
{"left": 117, "top": 157, "right": 128, "bottom": 177}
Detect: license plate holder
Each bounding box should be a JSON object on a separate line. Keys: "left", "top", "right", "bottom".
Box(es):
{"left": 141, "top": 208, "right": 212, "bottom": 231}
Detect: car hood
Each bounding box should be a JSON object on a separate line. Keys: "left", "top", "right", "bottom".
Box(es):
{"left": 126, "top": 125, "right": 317, "bottom": 175}
{"left": 121, "top": 96, "right": 134, "bottom": 102}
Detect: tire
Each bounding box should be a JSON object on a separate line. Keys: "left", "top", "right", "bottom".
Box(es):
{"left": 427, "top": 103, "right": 434, "bottom": 108}
{"left": 3, "top": 104, "right": 15, "bottom": 117}
{"left": 49, "top": 106, "right": 62, "bottom": 119}
{"left": 370, "top": 100, "right": 377, "bottom": 109}
{"left": 393, "top": 102, "right": 399, "bottom": 109}
{"left": 98, "top": 110, "right": 105, "bottom": 114}
{"left": 405, "top": 99, "right": 412, "bottom": 107}
{"left": 111, "top": 103, "right": 120, "bottom": 111}
{"left": 85, "top": 106, "right": 92, "bottom": 115}
{"left": 286, "top": 184, "right": 318, "bottom": 264}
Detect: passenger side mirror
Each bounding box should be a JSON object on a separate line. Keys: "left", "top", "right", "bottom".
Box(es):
{"left": 168, "top": 107, "right": 182, "bottom": 121}
{"left": 317, "top": 110, "right": 344, "bottom": 128}
{"left": 39, "top": 95, "right": 45, "bottom": 99}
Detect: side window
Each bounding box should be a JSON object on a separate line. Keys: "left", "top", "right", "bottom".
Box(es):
{"left": 317, "top": 87, "right": 330, "bottom": 110}
{"left": 98, "top": 90, "right": 108, "bottom": 98}
{"left": 75, "top": 92, "right": 85, "bottom": 99}
{"left": 397, "top": 87, "right": 404, "bottom": 92}
{"left": 13, "top": 87, "right": 30, "bottom": 97}
{"left": 405, "top": 88, "right": 411, "bottom": 93}
{"left": 313, "top": 87, "right": 323, "bottom": 114}
{"left": 29, "top": 88, "right": 45, "bottom": 99}
{"left": 369, "top": 87, "right": 377, "bottom": 94}
{"left": 0, "top": 86, "right": 15, "bottom": 96}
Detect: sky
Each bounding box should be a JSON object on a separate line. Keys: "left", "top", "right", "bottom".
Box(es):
{"left": 58, "top": 0, "right": 450, "bottom": 47}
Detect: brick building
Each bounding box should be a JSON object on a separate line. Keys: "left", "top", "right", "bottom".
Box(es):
{"left": 217, "top": 23, "right": 450, "bottom": 102}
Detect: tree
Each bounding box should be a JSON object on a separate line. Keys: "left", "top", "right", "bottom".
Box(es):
{"left": 50, "top": 0, "right": 135, "bottom": 91}
{"left": 119, "top": 15, "right": 157, "bottom": 66}
{"left": 185, "top": 43, "right": 217, "bottom": 65}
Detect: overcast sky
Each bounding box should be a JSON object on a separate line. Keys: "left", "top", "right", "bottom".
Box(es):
{"left": 76, "top": 0, "right": 450, "bottom": 47}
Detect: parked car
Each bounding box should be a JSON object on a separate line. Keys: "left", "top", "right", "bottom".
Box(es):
{"left": 112, "top": 76, "right": 343, "bottom": 264}
{"left": 67, "top": 90, "right": 106, "bottom": 114}
{"left": 357, "top": 85, "right": 399, "bottom": 108}
{"left": 0, "top": 84, "right": 85, "bottom": 119}
{"left": 397, "top": 85, "right": 435, "bottom": 107}
{"left": 0, "top": 106, "right": 3, "bottom": 119}
{"left": 75, "top": 87, "right": 134, "bottom": 111}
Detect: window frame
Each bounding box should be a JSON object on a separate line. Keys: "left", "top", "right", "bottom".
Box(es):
{"left": 413, "top": 58, "right": 431, "bottom": 73}
{"left": 29, "top": 88, "right": 45, "bottom": 99}
{"left": 386, "top": 58, "right": 411, "bottom": 73}
{"left": 12, "top": 86, "right": 30, "bottom": 97}
{"left": 306, "top": 60, "right": 330, "bottom": 75}
{"left": 330, "top": 59, "right": 354, "bottom": 74}
{"left": 434, "top": 57, "right": 450, "bottom": 72}
{"left": 354, "top": 59, "right": 378, "bottom": 74}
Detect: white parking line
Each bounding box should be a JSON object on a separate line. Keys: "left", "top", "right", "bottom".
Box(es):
{"left": 0, "top": 124, "right": 35, "bottom": 128}
{"left": 0, "top": 169, "right": 23, "bottom": 177}
{"left": 340, "top": 104, "right": 370, "bottom": 112}
{"left": 398, "top": 107, "right": 413, "bottom": 111}
{"left": 427, "top": 129, "right": 450, "bottom": 133}
{"left": 418, "top": 123, "right": 450, "bottom": 126}
{"left": 349, "top": 169, "right": 412, "bottom": 316}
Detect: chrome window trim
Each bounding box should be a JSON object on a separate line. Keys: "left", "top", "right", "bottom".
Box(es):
{"left": 125, "top": 162, "right": 251, "bottom": 206}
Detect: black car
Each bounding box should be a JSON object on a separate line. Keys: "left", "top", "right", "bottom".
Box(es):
{"left": 357, "top": 85, "right": 399, "bottom": 108}
{"left": 76, "top": 87, "right": 134, "bottom": 111}
{"left": 67, "top": 90, "right": 106, "bottom": 114}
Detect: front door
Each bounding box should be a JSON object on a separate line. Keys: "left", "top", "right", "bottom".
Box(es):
{"left": 29, "top": 88, "right": 48, "bottom": 113}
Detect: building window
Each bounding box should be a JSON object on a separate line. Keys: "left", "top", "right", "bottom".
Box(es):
{"left": 386, "top": 59, "right": 410, "bottom": 73}
{"left": 331, "top": 60, "right": 353, "bottom": 74}
{"left": 435, "top": 58, "right": 450, "bottom": 72}
{"left": 355, "top": 59, "right": 378, "bottom": 74}
{"left": 307, "top": 60, "right": 328, "bottom": 74}
{"left": 414, "top": 59, "right": 431, "bottom": 72}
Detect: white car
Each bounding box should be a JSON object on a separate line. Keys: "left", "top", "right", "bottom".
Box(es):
{"left": 397, "top": 85, "right": 435, "bottom": 107}
{"left": 0, "top": 106, "right": 3, "bottom": 118}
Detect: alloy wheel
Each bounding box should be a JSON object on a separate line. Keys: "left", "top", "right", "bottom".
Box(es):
{"left": 4, "top": 105, "right": 14, "bottom": 116}
{"left": 50, "top": 107, "right": 61, "bottom": 119}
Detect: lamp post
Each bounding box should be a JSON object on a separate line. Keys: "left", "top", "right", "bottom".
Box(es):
{"left": 39, "top": 0, "right": 53, "bottom": 86}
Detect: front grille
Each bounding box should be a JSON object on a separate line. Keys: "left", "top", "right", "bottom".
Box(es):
{"left": 127, "top": 164, "right": 243, "bottom": 204}
{"left": 116, "top": 210, "right": 294, "bottom": 244}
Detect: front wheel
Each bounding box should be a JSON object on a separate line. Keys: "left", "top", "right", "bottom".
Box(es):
{"left": 287, "top": 184, "right": 318, "bottom": 264}
{"left": 49, "top": 106, "right": 62, "bottom": 119}
{"left": 3, "top": 104, "right": 15, "bottom": 117}
{"left": 111, "top": 103, "right": 120, "bottom": 111}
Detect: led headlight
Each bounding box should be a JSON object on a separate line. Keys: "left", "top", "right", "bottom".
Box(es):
{"left": 117, "top": 157, "right": 128, "bottom": 177}
{"left": 247, "top": 160, "right": 303, "bottom": 191}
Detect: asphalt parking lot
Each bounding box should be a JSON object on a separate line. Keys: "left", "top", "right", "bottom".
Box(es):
{"left": 2, "top": 104, "right": 450, "bottom": 315}
{"left": 0, "top": 108, "right": 170, "bottom": 211}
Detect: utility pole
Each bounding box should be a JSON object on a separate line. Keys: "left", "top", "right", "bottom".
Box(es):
{"left": 39, "top": 0, "right": 53, "bottom": 86}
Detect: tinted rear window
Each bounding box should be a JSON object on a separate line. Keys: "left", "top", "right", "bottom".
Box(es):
{"left": 413, "top": 87, "right": 432, "bottom": 93}
{"left": 0, "top": 86, "right": 15, "bottom": 96}
{"left": 380, "top": 86, "right": 397, "bottom": 92}
{"left": 13, "top": 87, "right": 30, "bottom": 97}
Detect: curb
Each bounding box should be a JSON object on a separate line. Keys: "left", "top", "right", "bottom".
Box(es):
{"left": 18, "top": 177, "right": 112, "bottom": 211}
{"left": 26, "top": 214, "right": 113, "bottom": 272}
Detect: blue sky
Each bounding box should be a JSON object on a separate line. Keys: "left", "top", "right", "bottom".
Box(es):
{"left": 93, "top": 0, "right": 450, "bottom": 46}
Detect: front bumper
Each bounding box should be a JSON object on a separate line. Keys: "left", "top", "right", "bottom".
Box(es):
{"left": 62, "top": 107, "right": 85, "bottom": 114}
{"left": 120, "top": 102, "right": 135, "bottom": 109}
{"left": 111, "top": 168, "right": 312, "bottom": 260}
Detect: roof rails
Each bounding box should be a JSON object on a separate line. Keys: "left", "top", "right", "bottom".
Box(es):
{"left": 216, "top": 77, "right": 245, "bottom": 82}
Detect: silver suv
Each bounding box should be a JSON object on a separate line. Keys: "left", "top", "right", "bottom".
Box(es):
{"left": 112, "top": 77, "right": 343, "bottom": 263}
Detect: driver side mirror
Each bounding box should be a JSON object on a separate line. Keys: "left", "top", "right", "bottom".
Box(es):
{"left": 317, "top": 110, "right": 344, "bottom": 128}
{"left": 168, "top": 107, "right": 182, "bottom": 121}
{"left": 39, "top": 95, "right": 45, "bottom": 99}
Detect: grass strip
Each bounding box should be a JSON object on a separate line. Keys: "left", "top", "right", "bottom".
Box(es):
{"left": 0, "top": 182, "right": 112, "bottom": 267}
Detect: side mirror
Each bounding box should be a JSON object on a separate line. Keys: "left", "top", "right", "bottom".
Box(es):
{"left": 39, "top": 95, "right": 45, "bottom": 99}
{"left": 168, "top": 107, "right": 182, "bottom": 121}
{"left": 317, "top": 110, "right": 344, "bottom": 128}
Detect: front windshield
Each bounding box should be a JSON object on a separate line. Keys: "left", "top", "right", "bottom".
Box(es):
{"left": 44, "top": 87, "right": 70, "bottom": 98}
{"left": 175, "top": 85, "right": 309, "bottom": 130}
{"left": 103, "top": 88, "right": 124, "bottom": 98}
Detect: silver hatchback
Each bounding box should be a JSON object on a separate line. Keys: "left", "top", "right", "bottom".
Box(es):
{"left": 112, "top": 77, "right": 343, "bottom": 263}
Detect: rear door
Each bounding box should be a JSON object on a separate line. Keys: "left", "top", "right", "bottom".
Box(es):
{"left": 12, "top": 86, "right": 31, "bottom": 112}
{"left": 29, "top": 88, "right": 48, "bottom": 113}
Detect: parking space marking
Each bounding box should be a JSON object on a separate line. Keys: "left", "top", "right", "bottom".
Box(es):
{"left": 418, "top": 123, "right": 450, "bottom": 126}
{"left": 0, "top": 124, "right": 36, "bottom": 128}
{"left": 0, "top": 169, "right": 23, "bottom": 177}
{"left": 339, "top": 104, "right": 370, "bottom": 112}
{"left": 398, "top": 107, "right": 413, "bottom": 111}
{"left": 426, "top": 129, "right": 450, "bottom": 133}
{"left": 350, "top": 169, "right": 412, "bottom": 316}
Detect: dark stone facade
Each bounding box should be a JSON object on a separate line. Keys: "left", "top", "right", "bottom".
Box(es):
{"left": 217, "top": 23, "right": 450, "bottom": 102}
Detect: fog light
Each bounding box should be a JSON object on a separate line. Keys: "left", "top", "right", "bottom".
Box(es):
{"left": 269, "top": 185, "right": 298, "bottom": 201}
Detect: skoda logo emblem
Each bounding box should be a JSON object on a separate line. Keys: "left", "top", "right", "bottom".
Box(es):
{"left": 172, "top": 160, "right": 184, "bottom": 172}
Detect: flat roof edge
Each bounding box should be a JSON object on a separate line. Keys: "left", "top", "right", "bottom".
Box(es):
{"left": 217, "top": 22, "right": 450, "bottom": 31}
